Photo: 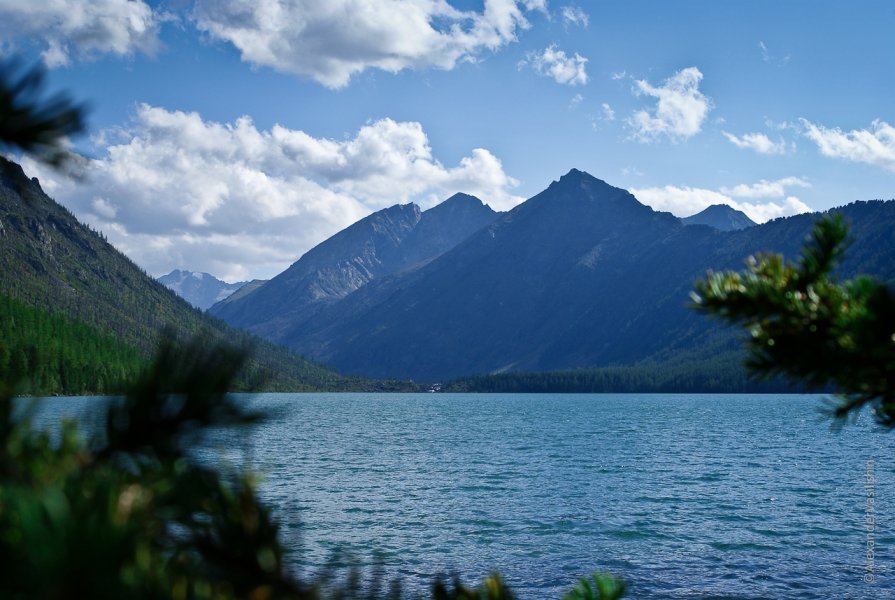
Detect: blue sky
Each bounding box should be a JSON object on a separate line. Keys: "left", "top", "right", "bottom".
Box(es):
{"left": 3, "top": 1, "right": 894, "bottom": 281}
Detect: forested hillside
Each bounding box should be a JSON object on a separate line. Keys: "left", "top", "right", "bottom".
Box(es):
{"left": 0, "top": 156, "right": 397, "bottom": 393}
{"left": 0, "top": 293, "right": 144, "bottom": 394}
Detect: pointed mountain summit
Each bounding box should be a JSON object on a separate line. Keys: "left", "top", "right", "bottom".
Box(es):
{"left": 683, "top": 204, "right": 756, "bottom": 231}
{"left": 209, "top": 193, "right": 499, "bottom": 339}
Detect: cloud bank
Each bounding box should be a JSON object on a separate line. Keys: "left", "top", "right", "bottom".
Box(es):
{"left": 25, "top": 106, "right": 522, "bottom": 281}
{"left": 192, "top": 0, "right": 543, "bottom": 88}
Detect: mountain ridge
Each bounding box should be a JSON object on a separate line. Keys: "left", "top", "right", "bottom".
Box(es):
{"left": 209, "top": 191, "right": 500, "bottom": 339}
{"left": 217, "top": 169, "right": 895, "bottom": 382}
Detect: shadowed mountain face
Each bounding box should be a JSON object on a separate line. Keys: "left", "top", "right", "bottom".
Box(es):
{"left": 208, "top": 192, "right": 499, "bottom": 338}
{"left": 222, "top": 169, "right": 894, "bottom": 382}
{"left": 158, "top": 269, "right": 248, "bottom": 310}
{"left": 682, "top": 204, "right": 757, "bottom": 231}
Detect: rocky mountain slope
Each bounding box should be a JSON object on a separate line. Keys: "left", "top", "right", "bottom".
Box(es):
{"left": 209, "top": 192, "right": 499, "bottom": 339}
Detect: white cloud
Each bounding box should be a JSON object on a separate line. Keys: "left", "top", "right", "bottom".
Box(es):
{"left": 722, "top": 131, "right": 786, "bottom": 155}
{"left": 800, "top": 119, "right": 895, "bottom": 172}
{"left": 191, "top": 0, "right": 542, "bottom": 88}
{"left": 628, "top": 67, "right": 711, "bottom": 142}
{"left": 719, "top": 176, "right": 810, "bottom": 199}
{"left": 569, "top": 93, "right": 584, "bottom": 107}
{"left": 561, "top": 5, "right": 589, "bottom": 27}
{"left": 526, "top": 44, "right": 588, "bottom": 86}
{"left": 0, "top": 0, "right": 159, "bottom": 67}
{"left": 601, "top": 102, "right": 615, "bottom": 121}
{"left": 610, "top": 70, "right": 627, "bottom": 80}
{"left": 23, "top": 106, "right": 521, "bottom": 281}
{"left": 630, "top": 178, "right": 813, "bottom": 223}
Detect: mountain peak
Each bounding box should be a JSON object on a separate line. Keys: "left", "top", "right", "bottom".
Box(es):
{"left": 424, "top": 192, "right": 494, "bottom": 218}
{"left": 442, "top": 192, "right": 483, "bottom": 205}
{"left": 551, "top": 168, "right": 616, "bottom": 194}
{"left": 682, "top": 204, "right": 757, "bottom": 231}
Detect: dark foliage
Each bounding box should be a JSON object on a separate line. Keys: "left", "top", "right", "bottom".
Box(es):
{"left": 693, "top": 215, "right": 895, "bottom": 427}
{"left": 0, "top": 59, "right": 86, "bottom": 169}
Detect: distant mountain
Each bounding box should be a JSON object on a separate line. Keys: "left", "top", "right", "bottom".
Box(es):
{"left": 222, "top": 168, "right": 894, "bottom": 382}
{"left": 683, "top": 204, "right": 756, "bottom": 230}
{"left": 158, "top": 269, "right": 247, "bottom": 310}
{"left": 0, "top": 156, "right": 382, "bottom": 392}
{"left": 209, "top": 192, "right": 499, "bottom": 339}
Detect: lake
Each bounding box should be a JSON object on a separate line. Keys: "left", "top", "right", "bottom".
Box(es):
{"left": 33, "top": 393, "right": 894, "bottom": 599}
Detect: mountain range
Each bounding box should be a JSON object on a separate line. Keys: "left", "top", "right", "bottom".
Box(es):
{"left": 211, "top": 169, "right": 895, "bottom": 383}
{"left": 158, "top": 269, "right": 252, "bottom": 311}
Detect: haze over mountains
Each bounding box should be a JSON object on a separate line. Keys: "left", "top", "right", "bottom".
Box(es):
{"left": 212, "top": 168, "right": 895, "bottom": 382}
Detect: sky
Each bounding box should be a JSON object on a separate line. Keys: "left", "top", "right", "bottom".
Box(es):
{"left": 2, "top": 0, "right": 894, "bottom": 282}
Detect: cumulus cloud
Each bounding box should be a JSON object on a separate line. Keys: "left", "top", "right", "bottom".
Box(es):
{"left": 192, "top": 0, "right": 543, "bottom": 88}
{"left": 800, "top": 119, "right": 895, "bottom": 172}
{"left": 0, "top": 0, "right": 159, "bottom": 66}
{"left": 561, "top": 5, "right": 589, "bottom": 27}
{"left": 628, "top": 67, "right": 712, "bottom": 141}
{"left": 722, "top": 131, "right": 786, "bottom": 155}
{"left": 525, "top": 44, "right": 588, "bottom": 86}
{"left": 630, "top": 177, "right": 812, "bottom": 223}
{"left": 23, "top": 106, "right": 522, "bottom": 281}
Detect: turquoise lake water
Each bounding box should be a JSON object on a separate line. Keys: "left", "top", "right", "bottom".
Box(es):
{"left": 34, "top": 393, "right": 894, "bottom": 598}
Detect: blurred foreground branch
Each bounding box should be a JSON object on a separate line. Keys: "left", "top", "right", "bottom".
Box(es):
{"left": 693, "top": 214, "right": 895, "bottom": 427}
{"left": 0, "top": 58, "right": 87, "bottom": 170}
